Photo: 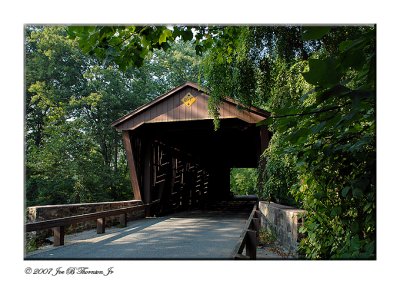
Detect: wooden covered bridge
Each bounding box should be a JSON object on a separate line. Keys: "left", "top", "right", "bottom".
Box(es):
{"left": 26, "top": 82, "right": 273, "bottom": 259}
{"left": 112, "top": 82, "right": 270, "bottom": 216}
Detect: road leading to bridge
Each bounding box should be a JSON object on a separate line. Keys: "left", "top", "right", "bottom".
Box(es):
{"left": 26, "top": 210, "right": 249, "bottom": 260}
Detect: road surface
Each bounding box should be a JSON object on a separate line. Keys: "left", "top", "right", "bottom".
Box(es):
{"left": 26, "top": 210, "right": 248, "bottom": 260}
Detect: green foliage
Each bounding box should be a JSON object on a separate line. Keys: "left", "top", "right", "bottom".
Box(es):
{"left": 202, "top": 27, "right": 257, "bottom": 129}
{"left": 201, "top": 25, "right": 376, "bottom": 259}
{"left": 230, "top": 168, "right": 258, "bottom": 196}
{"left": 202, "top": 28, "right": 310, "bottom": 205}
{"left": 25, "top": 26, "right": 201, "bottom": 206}
{"left": 272, "top": 28, "right": 376, "bottom": 259}
{"left": 302, "top": 26, "right": 331, "bottom": 41}
{"left": 25, "top": 235, "right": 39, "bottom": 253}
{"left": 259, "top": 227, "right": 277, "bottom": 245}
{"left": 257, "top": 59, "right": 311, "bottom": 207}
{"left": 261, "top": 133, "right": 298, "bottom": 206}
{"left": 67, "top": 25, "right": 218, "bottom": 71}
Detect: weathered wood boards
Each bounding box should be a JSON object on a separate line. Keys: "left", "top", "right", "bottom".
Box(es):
{"left": 147, "top": 141, "right": 210, "bottom": 216}
{"left": 231, "top": 203, "right": 261, "bottom": 260}
{"left": 112, "top": 82, "right": 269, "bottom": 131}
{"left": 122, "top": 131, "right": 142, "bottom": 201}
{"left": 53, "top": 226, "right": 64, "bottom": 246}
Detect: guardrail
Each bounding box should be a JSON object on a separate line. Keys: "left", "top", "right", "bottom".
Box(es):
{"left": 25, "top": 204, "right": 145, "bottom": 247}
{"left": 231, "top": 203, "right": 261, "bottom": 259}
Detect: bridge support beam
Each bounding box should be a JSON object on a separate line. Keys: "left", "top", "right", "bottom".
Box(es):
{"left": 143, "top": 140, "right": 152, "bottom": 217}
{"left": 122, "top": 131, "right": 142, "bottom": 201}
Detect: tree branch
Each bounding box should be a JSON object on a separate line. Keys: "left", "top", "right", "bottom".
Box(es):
{"left": 271, "top": 102, "right": 351, "bottom": 119}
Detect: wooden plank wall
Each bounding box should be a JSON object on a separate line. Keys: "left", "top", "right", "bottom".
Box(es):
{"left": 117, "top": 87, "right": 266, "bottom": 131}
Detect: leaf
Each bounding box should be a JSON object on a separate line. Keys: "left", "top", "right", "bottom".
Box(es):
{"left": 256, "top": 118, "right": 272, "bottom": 126}
{"left": 363, "top": 203, "right": 372, "bottom": 213}
{"left": 302, "top": 26, "right": 331, "bottom": 40}
{"left": 342, "top": 186, "right": 351, "bottom": 198}
{"left": 299, "top": 226, "right": 307, "bottom": 233}
{"left": 302, "top": 57, "right": 339, "bottom": 87}
{"left": 338, "top": 38, "right": 365, "bottom": 53}
{"left": 275, "top": 105, "right": 303, "bottom": 116}
{"left": 315, "top": 84, "right": 352, "bottom": 104}
{"left": 349, "top": 139, "right": 369, "bottom": 153}
{"left": 287, "top": 128, "right": 311, "bottom": 144}
{"left": 352, "top": 187, "right": 363, "bottom": 198}
{"left": 341, "top": 47, "right": 365, "bottom": 70}
{"left": 330, "top": 206, "right": 342, "bottom": 217}
{"left": 350, "top": 236, "right": 361, "bottom": 251}
{"left": 181, "top": 29, "right": 193, "bottom": 41}
{"left": 158, "top": 28, "right": 172, "bottom": 45}
{"left": 338, "top": 40, "right": 354, "bottom": 52}
{"left": 310, "top": 121, "right": 326, "bottom": 134}
{"left": 274, "top": 117, "right": 297, "bottom": 132}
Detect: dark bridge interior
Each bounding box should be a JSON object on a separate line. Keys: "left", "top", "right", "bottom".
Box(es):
{"left": 112, "top": 82, "right": 270, "bottom": 216}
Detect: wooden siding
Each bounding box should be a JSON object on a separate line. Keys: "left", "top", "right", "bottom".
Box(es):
{"left": 116, "top": 86, "right": 267, "bottom": 131}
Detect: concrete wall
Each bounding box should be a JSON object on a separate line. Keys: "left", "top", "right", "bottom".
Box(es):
{"left": 259, "top": 201, "right": 306, "bottom": 252}
{"left": 27, "top": 200, "right": 145, "bottom": 234}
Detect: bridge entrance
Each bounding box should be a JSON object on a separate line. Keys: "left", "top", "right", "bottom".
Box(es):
{"left": 112, "top": 82, "right": 270, "bottom": 217}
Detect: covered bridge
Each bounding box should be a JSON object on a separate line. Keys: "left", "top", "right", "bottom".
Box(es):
{"left": 112, "top": 82, "right": 270, "bottom": 217}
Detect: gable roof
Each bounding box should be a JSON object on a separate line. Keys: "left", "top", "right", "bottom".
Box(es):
{"left": 112, "top": 82, "right": 269, "bottom": 131}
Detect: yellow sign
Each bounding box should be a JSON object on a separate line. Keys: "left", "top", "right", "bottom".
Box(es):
{"left": 181, "top": 93, "right": 197, "bottom": 107}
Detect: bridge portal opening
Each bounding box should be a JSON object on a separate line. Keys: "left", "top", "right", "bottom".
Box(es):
{"left": 112, "top": 82, "right": 270, "bottom": 216}
{"left": 230, "top": 168, "right": 259, "bottom": 196}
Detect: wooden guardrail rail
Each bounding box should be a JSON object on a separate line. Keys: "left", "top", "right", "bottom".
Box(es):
{"left": 231, "top": 203, "right": 261, "bottom": 259}
{"left": 25, "top": 204, "right": 145, "bottom": 247}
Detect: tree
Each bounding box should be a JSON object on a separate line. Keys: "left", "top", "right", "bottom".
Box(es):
{"left": 278, "top": 27, "right": 376, "bottom": 259}
{"left": 67, "top": 25, "right": 216, "bottom": 70}
{"left": 25, "top": 26, "right": 91, "bottom": 204}
{"left": 25, "top": 26, "right": 201, "bottom": 206}
{"left": 203, "top": 26, "right": 375, "bottom": 259}
{"left": 230, "top": 168, "right": 258, "bottom": 196}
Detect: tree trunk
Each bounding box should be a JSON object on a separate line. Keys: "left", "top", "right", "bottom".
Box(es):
{"left": 114, "top": 139, "right": 118, "bottom": 173}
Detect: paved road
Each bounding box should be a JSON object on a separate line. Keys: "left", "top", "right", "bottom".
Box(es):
{"left": 26, "top": 210, "right": 248, "bottom": 260}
